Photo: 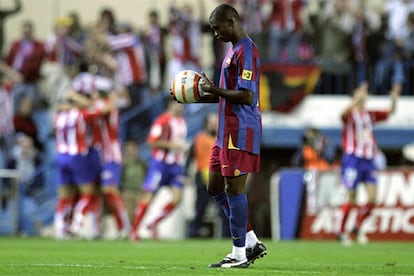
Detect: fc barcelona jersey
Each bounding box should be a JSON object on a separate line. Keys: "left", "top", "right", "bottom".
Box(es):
{"left": 216, "top": 37, "right": 261, "bottom": 154}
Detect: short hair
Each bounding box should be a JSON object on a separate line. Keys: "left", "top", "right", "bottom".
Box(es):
{"left": 209, "top": 4, "right": 240, "bottom": 22}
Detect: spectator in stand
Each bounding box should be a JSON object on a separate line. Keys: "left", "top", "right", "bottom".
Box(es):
{"left": 13, "top": 95, "right": 42, "bottom": 153}
{"left": 145, "top": 10, "right": 168, "bottom": 93}
{"left": 6, "top": 20, "right": 46, "bottom": 112}
{"left": 267, "top": 0, "right": 304, "bottom": 63}
{"left": 186, "top": 113, "right": 230, "bottom": 238}
{"left": 0, "top": 0, "right": 22, "bottom": 56}
{"left": 130, "top": 97, "right": 188, "bottom": 242}
{"left": 0, "top": 61, "right": 21, "bottom": 211}
{"left": 44, "top": 16, "right": 84, "bottom": 71}
{"left": 67, "top": 11, "right": 87, "bottom": 46}
{"left": 166, "top": 3, "right": 207, "bottom": 92}
{"left": 336, "top": 81, "right": 400, "bottom": 246}
{"left": 120, "top": 140, "right": 147, "bottom": 224}
{"left": 371, "top": 0, "right": 412, "bottom": 95}
{"left": 98, "top": 7, "right": 117, "bottom": 35}
{"left": 107, "top": 22, "right": 149, "bottom": 142}
{"left": 291, "top": 127, "right": 334, "bottom": 170}
{"left": 303, "top": 0, "right": 357, "bottom": 95}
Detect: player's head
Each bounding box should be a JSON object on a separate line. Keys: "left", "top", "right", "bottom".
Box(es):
{"left": 209, "top": 4, "right": 242, "bottom": 43}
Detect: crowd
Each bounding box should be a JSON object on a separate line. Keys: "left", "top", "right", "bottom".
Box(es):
{"left": 0, "top": 0, "right": 411, "bottom": 240}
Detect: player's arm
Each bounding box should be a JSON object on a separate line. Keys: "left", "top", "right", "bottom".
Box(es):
{"left": 389, "top": 83, "right": 401, "bottom": 114}
{"left": 200, "top": 72, "right": 253, "bottom": 105}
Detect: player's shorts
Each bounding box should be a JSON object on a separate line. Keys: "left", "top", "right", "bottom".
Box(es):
{"left": 209, "top": 145, "right": 260, "bottom": 177}
{"left": 101, "top": 161, "right": 122, "bottom": 187}
{"left": 57, "top": 148, "right": 101, "bottom": 186}
{"left": 341, "top": 153, "right": 377, "bottom": 190}
{"left": 142, "top": 159, "right": 184, "bottom": 193}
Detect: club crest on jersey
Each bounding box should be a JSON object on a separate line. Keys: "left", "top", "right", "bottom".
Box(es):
{"left": 242, "top": 69, "right": 252, "bottom": 80}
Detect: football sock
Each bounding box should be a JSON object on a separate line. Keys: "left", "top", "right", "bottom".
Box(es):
{"left": 246, "top": 230, "right": 259, "bottom": 248}
{"left": 232, "top": 245, "right": 247, "bottom": 261}
{"left": 71, "top": 194, "right": 97, "bottom": 233}
{"left": 54, "top": 196, "right": 75, "bottom": 238}
{"left": 227, "top": 193, "right": 248, "bottom": 248}
{"left": 131, "top": 201, "right": 149, "bottom": 233}
{"left": 213, "top": 192, "right": 230, "bottom": 217}
{"left": 339, "top": 202, "right": 352, "bottom": 233}
{"left": 355, "top": 202, "right": 374, "bottom": 229}
{"left": 151, "top": 202, "right": 175, "bottom": 226}
{"left": 104, "top": 192, "right": 130, "bottom": 231}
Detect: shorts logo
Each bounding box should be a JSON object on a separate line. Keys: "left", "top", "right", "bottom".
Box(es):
{"left": 242, "top": 69, "right": 252, "bottom": 80}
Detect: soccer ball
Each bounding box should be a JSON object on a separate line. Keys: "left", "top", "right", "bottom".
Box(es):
{"left": 170, "top": 70, "right": 205, "bottom": 103}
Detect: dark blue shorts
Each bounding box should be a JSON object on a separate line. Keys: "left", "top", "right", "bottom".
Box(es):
{"left": 142, "top": 159, "right": 184, "bottom": 193}
{"left": 57, "top": 148, "right": 101, "bottom": 186}
{"left": 341, "top": 154, "right": 377, "bottom": 190}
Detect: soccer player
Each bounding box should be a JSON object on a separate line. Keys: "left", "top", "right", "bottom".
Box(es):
{"left": 130, "top": 97, "right": 187, "bottom": 241}
{"left": 337, "top": 81, "right": 400, "bottom": 245}
{"left": 53, "top": 97, "right": 113, "bottom": 239}
{"left": 193, "top": 3, "right": 266, "bottom": 268}
{"left": 92, "top": 89, "right": 131, "bottom": 239}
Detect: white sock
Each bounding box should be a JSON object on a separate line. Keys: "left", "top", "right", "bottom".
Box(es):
{"left": 245, "top": 230, "right": 259, "bottom": 249}
{"left": 231, "top": 245, "right": 246, "bottom": 261}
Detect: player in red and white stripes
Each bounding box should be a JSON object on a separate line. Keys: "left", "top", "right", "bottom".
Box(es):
{"left": 130, "top": 97, "right": 188, "bottom": 241}
{"left": 337, "top": 81, "right": 400, "bottom": 245}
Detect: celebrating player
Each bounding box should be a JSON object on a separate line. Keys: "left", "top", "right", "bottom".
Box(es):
{"left": 337, "top": 81, "right": 400, "bottom": 245}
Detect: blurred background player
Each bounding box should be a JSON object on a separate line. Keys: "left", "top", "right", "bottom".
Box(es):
{"left": 53, "top": 96, "right": 113, "bottom": 239}
{"left": 130, "top": 97, "right": 187, "bottom": 241}
{"left": 186, "top": 112, "right": 230, "bottom": 238}
{"left": 337, "top": 81, "right": 400, "bottom": 245}
{"left": 92, "top": 86, "right": 131, "bottom": 239}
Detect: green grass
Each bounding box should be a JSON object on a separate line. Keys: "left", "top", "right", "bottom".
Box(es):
{"left": 0, "top": 237, "right": 413, "bottom": 275}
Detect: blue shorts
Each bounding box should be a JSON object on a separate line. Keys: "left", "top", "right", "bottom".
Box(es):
{"left": 142, "top": 159, "right": 184, "bottom": 193}
{"left": 341, "top": 154, "right": 377, "bottom": 190}
{"left": 101, "top": 161, "right": 122, "bottom": 187}
{"left": 57, "top": 148, "right": 101, "bottom": 186}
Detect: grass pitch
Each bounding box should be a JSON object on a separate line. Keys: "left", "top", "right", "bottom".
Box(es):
{"left": 0, "top": 237, "right": 413, "bottom": 275}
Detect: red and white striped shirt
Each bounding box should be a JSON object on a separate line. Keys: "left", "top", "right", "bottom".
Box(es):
{"left": 71, "top": 73, "right": 113, "bottom": 95}
{"left": 341, "top": 110, "right": 389, "bottom": 159}
{"left": 93, "top": 98, "right": 122, "bottom": 163}
{"left": 54, "top": 107, "right": 104, "bottom": 155}
{"left": 147, "top": 112, "right": 187, "bottom": 165}
{"left": 108, "top": 33, "right": 147, "bottom": 86}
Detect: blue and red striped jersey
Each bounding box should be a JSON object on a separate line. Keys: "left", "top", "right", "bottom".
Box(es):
{"left": 216, "top": 37, "right": 261, "bottom": 154}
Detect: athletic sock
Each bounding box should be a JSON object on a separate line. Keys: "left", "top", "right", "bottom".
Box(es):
{"left": 232, "top": 245, "right": 246, "bottom": 261}
{"left": 213, "top": 192, "right": 230, "bottom": 217}
{"left": 227, "top": 193, "right": 248, "bottom": 248}
{"left": 54, "top": 196, "right": 75, "bottom": 238}
{"left": 151, "top": 202, "right": 175, "bottom": 226}
{"left": 131, "top": 201, "right": 149, "bottom": 234}
{"left": 246, "top": 230, "right": 259, "bottom": 248}
{"left": 104, "top": 192, "right": 130, "bottom": 231}
{"left": 355, "top": 202, "right": 374, "bottom": 229}
{"left": 339, "top": 202, "right": 352, "bottom": 234}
